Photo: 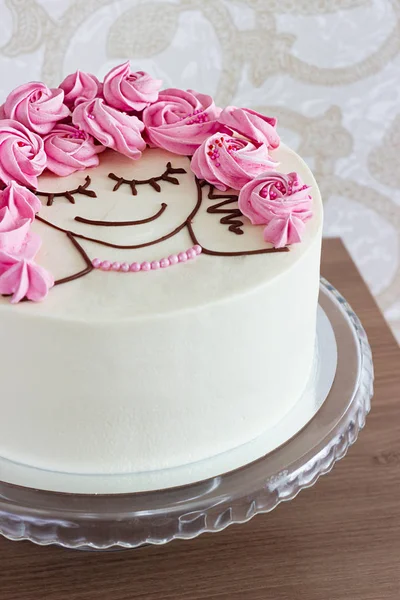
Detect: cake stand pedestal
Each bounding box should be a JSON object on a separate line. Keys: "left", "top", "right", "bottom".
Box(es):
{"left": 0, "top": 278, "right": 373, "bottom": 550}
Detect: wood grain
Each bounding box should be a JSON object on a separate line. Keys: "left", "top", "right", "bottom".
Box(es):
{"left": 1, "top": 238, "right": 399, "bottom": 600}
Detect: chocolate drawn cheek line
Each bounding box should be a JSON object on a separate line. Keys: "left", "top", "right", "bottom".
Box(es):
{"left": 74, "top": 203, "right": 167, "bottom": 227}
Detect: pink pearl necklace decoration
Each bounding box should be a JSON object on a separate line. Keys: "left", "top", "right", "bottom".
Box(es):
{"left": 92, "top": 244, "right": 202, "bottom": 273}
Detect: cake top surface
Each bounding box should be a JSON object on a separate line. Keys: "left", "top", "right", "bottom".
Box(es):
{"left": 0, "top": 63, "right": 322, "bottom": 320}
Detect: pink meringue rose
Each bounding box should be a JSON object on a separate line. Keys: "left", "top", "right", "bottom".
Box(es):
{"left": 218, "top": 107, "right": 280, "bottom": 149}
{"left": 44, "top": 123, "right": 104, "bottom": 176}
{"left": 103, "top": 62, "right": 162, "bottom": 112}
{"left": 0, "top": 181, "right": 41, "bottom": 222}
{"left": 72, "top": 98, "right": 146, "bottom": 160}
{"left": 191, "top": 133, "right": 278, "bottom": 191}
{"left": 4, "top": 82, "right": 70, "bottom": 135}
{"left": 0, "top": 104, "right": 5, "bottom": 119}
{"left": 142, "top": 88, "right": 223, "bottom": 155}
{"left": 59, "top": 70, "right": 102, "bottom": 110}
{"left": 0, "top": 251, "right": 54, "bottom": 303}
{"left": 0, "top": 207, "right": 41, "bottom": 258}
{"left": 238, "top": 171, "right": 313, "bottom": 247}
{"left": 0, "top": 119, "right": 47, "bottom": 188}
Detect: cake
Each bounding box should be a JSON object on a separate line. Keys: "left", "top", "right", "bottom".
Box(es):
{"left": 0, "top": 63, "right": 322, "bottom": 476}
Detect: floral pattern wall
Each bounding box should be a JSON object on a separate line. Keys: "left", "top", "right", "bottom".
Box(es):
{"left": 0, "top": 0, "right": 399, "bottom": 341}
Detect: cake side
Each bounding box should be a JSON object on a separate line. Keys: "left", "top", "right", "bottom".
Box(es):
{"left": 0, "top": 64, "right": 322, "bottom": 477}
{"left": 0, "top": 144, "right": 322, "bottom": 474}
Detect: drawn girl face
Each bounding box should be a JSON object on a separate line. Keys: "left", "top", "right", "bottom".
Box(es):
{"left": 36, "top": 148, "right": 197, "bottom": 249}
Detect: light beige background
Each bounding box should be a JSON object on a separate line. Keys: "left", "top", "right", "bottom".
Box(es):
{"left": 0, "top": 0, "right": 399, "bottom": 341}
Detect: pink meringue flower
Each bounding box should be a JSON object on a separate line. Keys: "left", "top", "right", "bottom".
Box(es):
{"left": 218, "top": 107, "right": 280, "bottom": 149}
{"left": 0, "top": 104, "right": 5, "bottom": 119}
{"left": 191, "top": 133, "right": 278, "bottom": 191}
{"left": 142, "top": 88, "right": 223, "bottom": 155}
{"left": 72, "top": 98, "right": 146, "bottom": 160}
{"left": 0, "top": 207, "right": 41, "bottom": 258}
{"left": 238, "top": 171, "right": 313, "bottom": 248}
{"left": 0, "top": 181, "right": 41, "bottom": 222}
{"left": 44, "top": 123, "right": 104, "bottom": 176}
{"left": 0, "top": 251, "right": 54, "bottom": 303}
{"left": 0, "top": 119, "right": 46, "bottom": 188}
{"left": 4, "top": 82, "right": 70, "bottom": 135}
{"left": 59, "top": 70, "right": 102, "bottom": 110}
{"left": 103, "top": 62, "right": 162, "bottom": 112}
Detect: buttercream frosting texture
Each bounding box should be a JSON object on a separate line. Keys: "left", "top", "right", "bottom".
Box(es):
{"left": 3, "top": 82, "right": 70, "bottom": 135}
{"left": 72, "top": 98, "right": 146, "bottom": 159}
{"left": 0, "top": 254, "right": 54, "bottom": 303}
{"left": 142, "top": 88, "right": 222, "bottom": 155}
{"left": 191, "top": 133, "right": 277, "bottom": 191}
{"left": 239, "top": 171, "right": 313, "bottom": 247}
{"left": 0, "top": 181, "right": 41, "bottom": 222}
{"left": 44, "top": 123, "right": 104, "bottom": 176}
{"left": 0, "top": 119, "right": 46, "bottom": 188}
{"left": 59, "top": 70, "right": 102, "bottom": 110}
{"left": 103, "top": 62, "right": 162, "bottom": 112}
{"left": 0, "top": 179, "right": 53, "bottom": 302}
{"left": 218, "top": 107, "right": 280, "bottom": 149}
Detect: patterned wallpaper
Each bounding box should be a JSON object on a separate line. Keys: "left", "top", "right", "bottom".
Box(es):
{"left": 0, "top": 0, "right": 399, "bottom": 341}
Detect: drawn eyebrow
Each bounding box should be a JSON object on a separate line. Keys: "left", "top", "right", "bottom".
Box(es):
{"left": 108, "top": 162, "right": 187, "bottom": 196}
{"left": 35, "top": 175, "right": 97, "bottom": 206}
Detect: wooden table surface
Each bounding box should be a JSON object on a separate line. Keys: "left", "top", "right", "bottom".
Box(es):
{"left": 1, "top": 238, "right": 399, "bottom": 600}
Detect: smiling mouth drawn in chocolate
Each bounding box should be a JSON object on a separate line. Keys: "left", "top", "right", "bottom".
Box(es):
{"left": 33, "top": 164, "right": 287, "bottom": 287}
{"left": 70, "top": 163, "right": 185, "bottom": 227}
{"left": 74, "top": 203, "right": 167, "bottom": 227}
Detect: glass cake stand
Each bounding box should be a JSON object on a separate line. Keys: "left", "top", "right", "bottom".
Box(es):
{"left": 0, "top": 278, "right": 373, "bottom": 550}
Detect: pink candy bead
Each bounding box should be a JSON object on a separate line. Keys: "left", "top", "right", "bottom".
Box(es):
{"left": 100, "top": 260, "right": 111, "bottom": 271}
{"left": 93, "top": 245, "right": 203, "bottom": 274}
{"left": 130, "top": 262, "right": 141, "bottom": 272}
{"left": 160, "top": 257, "right": 170, "bottom": 268}
{"left": 168, "top": 254, "right": 178, "bottom": 265}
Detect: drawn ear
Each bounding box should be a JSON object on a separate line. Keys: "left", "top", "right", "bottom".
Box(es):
{"left": 188, "top": 183, "right": 287, "bottom": 256}
{"left": 33, "top": 218, "right": 92, "bottom": 284}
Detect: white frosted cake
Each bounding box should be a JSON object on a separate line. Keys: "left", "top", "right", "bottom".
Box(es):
{"left": 0, "top": 64, "right": 322, "bottom": 477}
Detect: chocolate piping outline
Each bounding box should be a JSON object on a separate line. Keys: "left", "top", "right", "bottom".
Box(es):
{"left": 34, "top": 173, "right": 287, "bottom": 288}
{"left": 74, "top": 203, "right": 167, "bottom": 227}
{"left": 34, "top": 175, "right": 97, "bottom": 207}
{"left": 108, "top": 162, "right": 187, "bottom": 195}
{"left": 188, "top": 178, "right": 288, "bottom": 256}
{"left": 54, "top": 232, "right": 94, "bottom": 285}
{"left": 206, "top": 186, "right": 244, "bottom": 235}
{"left": 36, "top": 213, "right": 189, "bottom": 250}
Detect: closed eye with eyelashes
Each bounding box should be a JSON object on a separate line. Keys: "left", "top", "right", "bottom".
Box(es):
{"left": 34, "top": 175, "right": 97, "bottom": 206}
{"left": 34, "top": 163, "right": 187, "bottom": 207}
{"left": 108, "top": 162, "right": 187, "bottom": 196}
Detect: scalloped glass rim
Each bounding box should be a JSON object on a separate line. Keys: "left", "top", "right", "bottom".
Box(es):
{"left": 0, "top": 278, "right": 373, "bottom": 550}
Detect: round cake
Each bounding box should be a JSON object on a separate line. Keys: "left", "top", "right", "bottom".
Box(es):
{"left": 0, "top": 64, "right": 322, "bottom": 476}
